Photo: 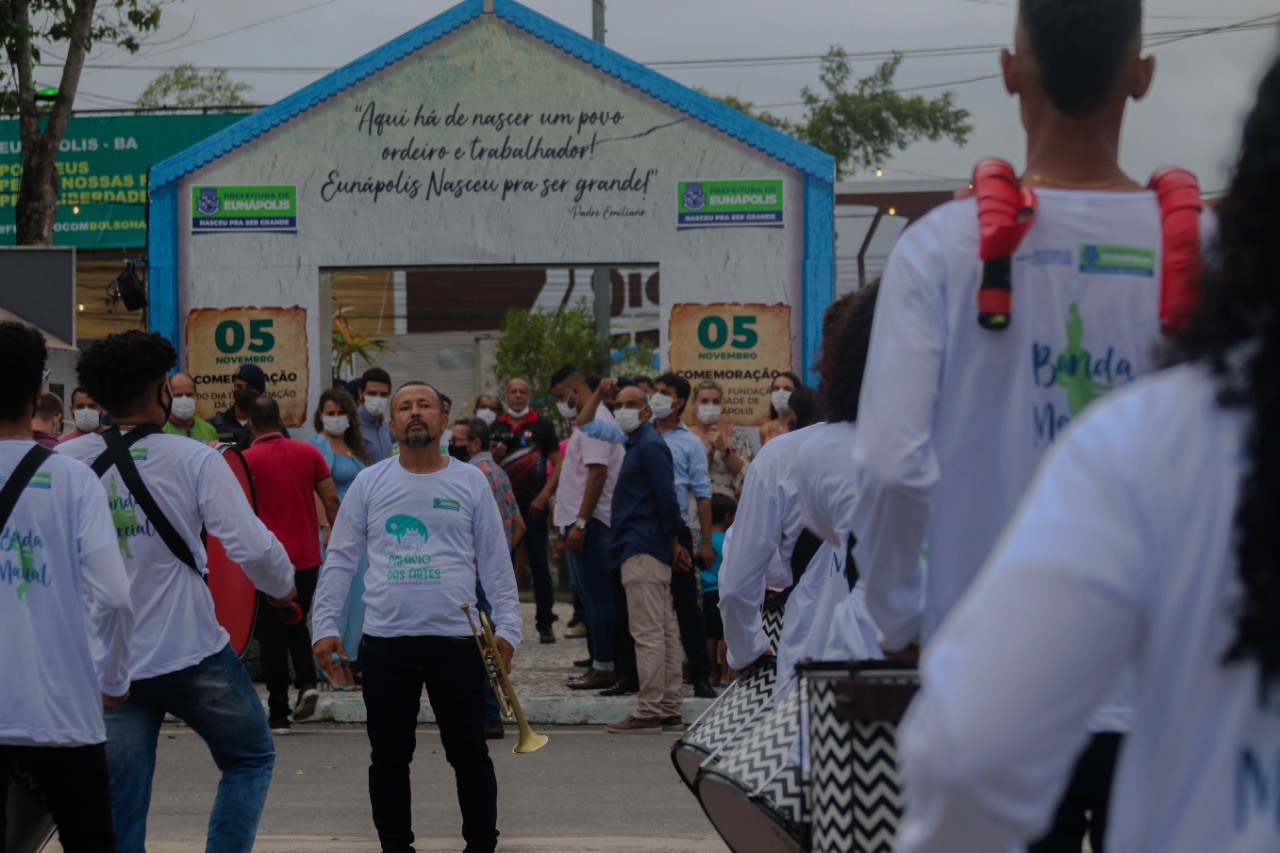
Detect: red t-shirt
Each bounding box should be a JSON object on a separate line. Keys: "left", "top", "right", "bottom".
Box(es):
{"left": 242, "top": 433, "right": 331, "bottom": 571}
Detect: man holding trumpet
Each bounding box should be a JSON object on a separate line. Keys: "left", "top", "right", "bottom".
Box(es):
{"left": 312, "top": 380, "right": 522, "bottom": 853}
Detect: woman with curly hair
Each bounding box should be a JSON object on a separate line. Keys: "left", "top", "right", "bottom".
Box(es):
{"left": 897, "top": 51, "right": 1280, "bottom": 853}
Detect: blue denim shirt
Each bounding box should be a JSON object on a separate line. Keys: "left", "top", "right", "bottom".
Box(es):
{"left": 359, "top": 405, "right": 395, "bottom": 463}
{"left": 608, "top": 420, "right": 683, "bottom": 568}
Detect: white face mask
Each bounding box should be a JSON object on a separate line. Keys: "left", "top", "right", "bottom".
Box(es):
{"left": 505, "top": 406, "right": 529, "bottom": 420}
{"left": 556, "top": 401, "right": 577, "bottom": 420}
{"left": 73, "top": 407, "right": 101, "bottom": 432}
{"left": 170, "top": 396, "right": 197, "bottom": 421}
{"left": 363, "top": 395, "right": 389, "bottom": 418}
{"left": 697, "top": 404, "right": 721, "bottom": 424}
{"left": 649, "top": 393, "right": 675, "bottom": 420}
{"left": 322, "top": 414, "right": 350, "bottom": 435}
{"left": 614, "top": 408, "right": 642, "bottom": 434}
{"left": 475, "top": 408, "right": 497, "bottom": 426}
{"left": 771, "top": 389, "right": 793, "bottom": 414}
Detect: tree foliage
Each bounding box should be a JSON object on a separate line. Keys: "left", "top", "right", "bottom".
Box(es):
{"left": 710, "top": 47, "right": 973, "bottom": 179}
{"left": 492, "top": 300, "right": 607, "bottom": 436}
{"left": 137, "top": 63, "right": 252, "bottom": 108}
{"left": 1, "top": 0, "right": 164, "bottom": 245}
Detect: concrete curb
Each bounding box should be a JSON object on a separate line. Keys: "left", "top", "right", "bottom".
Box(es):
{"left": 291, "top": 694, "right": 715, "bottom": 726}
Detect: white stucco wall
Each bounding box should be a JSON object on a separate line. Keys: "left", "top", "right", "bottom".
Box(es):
{"left": 175, "top": 14, "right": 808, "bottom": 422}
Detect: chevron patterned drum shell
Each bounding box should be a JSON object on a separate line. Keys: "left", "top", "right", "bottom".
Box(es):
{"left": 695, "top": 683, "right": 808, "bottom": 853}
{"left": 802, "top": 663, "right": 920, "bottom": 853}
{"left": 671, "top": 655, "right": 778, "bottom": 788}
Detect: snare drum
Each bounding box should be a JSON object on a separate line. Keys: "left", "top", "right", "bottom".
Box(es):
{"left": 799, "top": 661, "right": 919, "bottom": 853}
{"left": 5, "top": 766, "right": 55, "bottom": 853}
{"left": 695, "top": 680, "right": 808, "bottom": 853}
{"left": 671, "top": 655, "right": 777, "bottom": 788}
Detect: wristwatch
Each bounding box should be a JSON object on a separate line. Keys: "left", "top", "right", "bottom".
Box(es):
{"left": 573, "top": 517, "right": 588, "bottom": 530}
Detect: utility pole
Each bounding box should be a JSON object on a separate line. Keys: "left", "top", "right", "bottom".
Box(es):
{"left": 591, "top": 0, "right": 611, "bottom": 373}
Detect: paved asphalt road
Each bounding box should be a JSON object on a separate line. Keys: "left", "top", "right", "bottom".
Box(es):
{"left": 49, "top": 722, "right": 730, "bottom": 853}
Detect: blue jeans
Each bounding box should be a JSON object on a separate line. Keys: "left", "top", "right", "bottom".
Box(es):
{"left": 563, "top": 519, "right": 615, "bottom": 665}
{"left": 104, "top": 643, "right": 275, "bottom": 853}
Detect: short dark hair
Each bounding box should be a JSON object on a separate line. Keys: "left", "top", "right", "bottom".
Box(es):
{"left": 35, "top": 392, "right": 64, "bottom": 421}
{"left": 1019, "top": 0, "right": 1142, "bottom": 119}
{"left": 361, "top": 366, "right": 391, "bottom": 390}
{"left": 76, "top": 330, "right": 177, "bottom": 415}
{"left": 71, "top": 385, "right": 90, "bottom": 402}
{"left": 439, "top": 393, "right": 452, "bottom": 408}
{"left": 711, "top": 493, "right": 737, "bottom": 527}
{"left": 247, "top": 395, "right": 281, "bottom": 428}
{"left": 632, "top": 374, "right": 654, "bottom": 388}
{"left": 392, "top": 380, "right": 442, "bottom": 409}
{"left": 0, "top": 321, "right": 47, "bottom": 422}
{"left": 549, "top": 364, "right": 582, "bottom": 388}
{"left": 819, "top": 282, "right": 881, "bottom": 424}
{"left": 458, "top": 416, "right": 491, "bottom": 450}
{"left": 655, "top": 372, "right": 691, "bottom": 403}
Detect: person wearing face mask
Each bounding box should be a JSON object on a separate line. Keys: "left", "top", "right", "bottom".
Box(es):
{"left": 162, "top": 372, "right": 218, "bottom": 442}
{"left": 58, "top": 330, "right": 298, "bottom": 853}
{"left": 759, "top": 371, "right": 804, "bottom": 448}
{"left": 58, "top": 385, "right": 108, "bottom": 443}
{"left": 688, "top": 380, "right": 753, "bottom": 498}
{"left": 450, "top": 416, "right": 527, "bottom": 739}
{"left": 550, "top": 366, "right": 623, "bottom": 689}
{"left": 604, "top": 384, "right": 686, "bottom": 732}
{"left": 243, "top": 396, "right": 341, "bottom": 734}
{"left": 471, "top": 394, "right": 502, "bottom": 427}
{"left": 309, "top": 388, "right": 371, "bottom": 683}
{"left": 211, "top": 364, "right": 290, "bottom": 451}
{"left": 357, "top": 367, "right": 395, "bottom": 464}
{"left": 312, "top": 381, "right": 521, "bottom": 853}
{"left": 496, "top": 377, "right": 563, "bottom": 643}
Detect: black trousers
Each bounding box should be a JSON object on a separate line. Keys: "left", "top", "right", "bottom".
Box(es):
{"left": 254, "top": 567, "right": 319, "bottom": 721}
{"left": 519, "top": 505, "right": 556, "bottom": 630}
{"left": 2, "top": 742, "right": 116, "bottom": 852}
{"left": 612, "top": 567, "right": 636, "bottom": 684}
{"left": 361, "top": 635, "right": 498, "bottom": 853}
{"left": 1029, "top": 732, "right": 1122, "bottom": 853}
{"left": 673, "top": 528, "right": 710, "bottom": 684}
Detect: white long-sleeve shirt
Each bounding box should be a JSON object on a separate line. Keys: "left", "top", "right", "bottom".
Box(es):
{"left": 851, "top": 191, "right": 1216, "bottom": 651}
{"left": 898, "top": 365, "right": 1278, "bottom": 853}
{"left": 60, "top": 432, "right": 295, "bottom": 679}
{"left": 719, "top": 424, "right": 819, "bottom": 670}
{"left": 1, "top": 440, "right": 133, "bottom": 746}
{"left": 313, "top": 456, "right": 522, "bottom": 649}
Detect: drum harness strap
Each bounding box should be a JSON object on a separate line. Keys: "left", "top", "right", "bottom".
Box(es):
{"left": 974, "top": 158, "right": 1203, "bottom": 335}
{"left": 91, "top": 425, "right": 200, "bottom": 574}
{"left": 0, "top": 444, "right": 54, "bottom": 533}
{"left": 791, "top": 527, "right": 861, "bottom": 593}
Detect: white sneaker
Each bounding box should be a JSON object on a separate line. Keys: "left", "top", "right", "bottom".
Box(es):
{"left": 292, "top": 688, "right": 320, "bottom": 722}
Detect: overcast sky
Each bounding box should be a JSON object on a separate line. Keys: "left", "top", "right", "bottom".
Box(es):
{"left": 66, "top": 0, "right": 1280, "bottom": 194}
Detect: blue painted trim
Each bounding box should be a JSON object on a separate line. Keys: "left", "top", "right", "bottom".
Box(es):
{"left": 801, "top": 175, "right": 835, "bottom": 385}
{"left": 151, "top": 0, "right": 486, "bottom": 190}
{"left": 491, "top": 0, "right": 833, "bottom": 182}
{"left": 147, "top": 182, "right": 180, "bottom": 348}
{"left": 151, "top": 0, "right": 833, "bottom": 190}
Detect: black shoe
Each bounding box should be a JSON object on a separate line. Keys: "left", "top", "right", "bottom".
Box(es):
{"left": 573, "top": 657, "right": 592, "bottom": 668}
{"left": 484, "top": 722, "right": 505, "bottom": 740}
{"left": 268, "top": 717, "right": 291, "bottom": 735}
{"left": 538, "top": 626, "right": 556, "bottom": 644}
{"left": 598, "top": 680, "right": 639, "bottom": 696}
{"left": 693, "top": 681, "right": 717, "bottom": 699}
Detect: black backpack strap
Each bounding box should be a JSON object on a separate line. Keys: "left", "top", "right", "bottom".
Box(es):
{"left": 92, "top": 426, "right": 199, "bottom": 572}
{"left": 0, "top": 444, "right": 54, "bottom": 533}
{"left": 844, "top": 532, "right": 859, "bottom": 592}
{"left": 790, "top": 528, "right": 823, "bottom": 587}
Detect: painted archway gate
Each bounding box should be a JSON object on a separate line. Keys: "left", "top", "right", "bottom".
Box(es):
{"left": 149, "top": 0, "right": 834, "bottom": 428}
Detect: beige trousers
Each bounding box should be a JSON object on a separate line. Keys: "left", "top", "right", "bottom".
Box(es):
{"left": 621, "top": 553, "right": 683, "bottom": 720}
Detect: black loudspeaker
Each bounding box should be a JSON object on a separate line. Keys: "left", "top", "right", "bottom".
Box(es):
{"left": 111, "top": 264, "right": 147, "bottom": 311}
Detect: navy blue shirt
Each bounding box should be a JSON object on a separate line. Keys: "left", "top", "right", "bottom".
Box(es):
{"left": 609, "top": 420, "right": 683, "bottom": 568}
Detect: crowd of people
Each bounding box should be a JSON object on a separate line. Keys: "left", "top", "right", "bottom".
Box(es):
{"left": 6, "top": 0, "right": 1280, "bottom": 850}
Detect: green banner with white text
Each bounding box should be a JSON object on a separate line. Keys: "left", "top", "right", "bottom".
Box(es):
{"left": 0, "top": 113, "right": 246, "bottom": 249}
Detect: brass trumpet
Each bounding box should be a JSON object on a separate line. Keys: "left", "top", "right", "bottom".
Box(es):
{"left": 462, "top": 603, "right": 549, "bottom": 754}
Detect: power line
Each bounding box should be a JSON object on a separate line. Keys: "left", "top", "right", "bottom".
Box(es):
{"left": 118, "top": 0, "right": 346, "bottom": 63}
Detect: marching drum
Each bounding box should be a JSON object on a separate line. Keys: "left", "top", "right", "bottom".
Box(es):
{"left": 695, "top": 679, "right": 808, "bottom": 853}
{"left": 4, "top": 766, "right": 54, "bottom": 853}
{"left": 206, "top": 443, "right": 260, "bottom": 656}
{"left": 671, "top": 588, "right": 790, "bottom": 788}
{"left": 798, "top": 661, "right": 919, "bottom": 853}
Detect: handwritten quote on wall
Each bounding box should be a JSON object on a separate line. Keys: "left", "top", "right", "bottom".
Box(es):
{"left": 319, "top": 101, "right": 661, "bottom": 221}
